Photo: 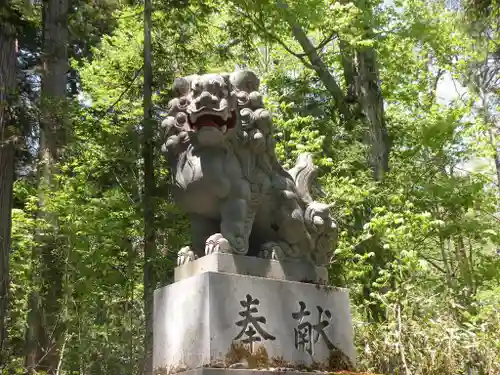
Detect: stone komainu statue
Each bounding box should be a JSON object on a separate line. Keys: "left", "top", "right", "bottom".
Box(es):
{"left": 160, "top": 70, "right": 338, "bottom": 266}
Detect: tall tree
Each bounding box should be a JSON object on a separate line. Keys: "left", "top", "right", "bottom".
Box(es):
{"left": 26, "top": 0, "right": 69, "bottom": 372}
{"left": 0, "top": 2, "right": 18, "bottom": 366}
{"left": 350, "top": 0, "right": 390, "bottom": 181}
{"left": 230, "top": 0, "right": 391, "bottom": 180}
{"left": 469, "top": 56, "right": 500, "bottom": 193}
{"left": 142, "top": 0, "right": 156, "bottom": 372}
{"left": 464, "top": 0, "right": 500, "bottom": 192}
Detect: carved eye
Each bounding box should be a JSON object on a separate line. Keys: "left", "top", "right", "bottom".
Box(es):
{"left": 240, "top": 108, "right": 254, "bottom": 128}
{"left": 219, "top": 83, "right": 228, "bottom": 98}
{"left": 176, "top": 112, "right": 188, "bottom": 127}
{"left": 161, "top": 116, "right": 176, "bottom": 130}
{"left": 192, "top": 81, "right": 202, "bottom": 94}
{"left": 212, "top": 79, "right": 224, "bottom": 95}
{"left": 236, "top": 91, "right": 249, "bottom": 106}
{"left": 178, "top": 96, "right": 189, "bottom": 108}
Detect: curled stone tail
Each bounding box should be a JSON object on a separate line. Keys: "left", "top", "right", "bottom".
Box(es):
{"left": 287, "top": 153, "right": 319, "bottom": 204}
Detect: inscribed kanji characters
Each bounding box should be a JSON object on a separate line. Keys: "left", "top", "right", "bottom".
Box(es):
{"left": 234, "top": 294, "right": 275, "bottom": 351}
{"left": 292, "top": 301, "right": 335, "bottom": 355}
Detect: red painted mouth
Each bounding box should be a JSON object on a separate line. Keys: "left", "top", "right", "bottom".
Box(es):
{"left": 191, "top": 111, "right": 237, "bottom": 132}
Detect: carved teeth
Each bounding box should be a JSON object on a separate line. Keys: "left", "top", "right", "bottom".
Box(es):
{"left": 220, "top": 125, "right": 227, "bottom": 133}
{"left": 313, "top": 216, "right": 325, "bottom": 226}
{"left": 189, "top": 106, "right": 229, "bottom": 124}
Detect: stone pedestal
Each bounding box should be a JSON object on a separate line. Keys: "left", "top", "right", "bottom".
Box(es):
{"left": 155, "top": 369, "right": 346, "bottom": 375}
{"left": 153, "top": 254, "right": 356, "bottom": 374}
{"left": 174, "top": 253, "right": 329, "bottom": 284}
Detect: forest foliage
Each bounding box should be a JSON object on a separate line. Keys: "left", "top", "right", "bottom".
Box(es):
{"left": 1, "top": 0, "right": 500, "bottom": 374}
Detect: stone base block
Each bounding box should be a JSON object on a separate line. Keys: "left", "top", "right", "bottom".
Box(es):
{"left": 174, "top": 253, "right": 328, "bottom": 285}
{"left": 154, "top": 368, "right": 345, "bottom": 375}
{"left": 153, "top": 272, "right": 355, "bottom": 374}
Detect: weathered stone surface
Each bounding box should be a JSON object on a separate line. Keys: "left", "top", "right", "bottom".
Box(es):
{"left": 154, "top": 368, "right": 339, "bottom": 375}
{"left": 153, "top": 272, "right": 355, "bottom": 373}
{"left": 174, "top": 253, "right": 329, "bottom": 285}
{"left": 159, "top": 70, "right": 338, "bottom": 273}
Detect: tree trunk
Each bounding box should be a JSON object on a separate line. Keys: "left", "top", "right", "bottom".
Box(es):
{"left": 354, "top": 0, "right": 390, "bottom": 180}
{"left": 340, "top": 0, "right": 390, "bottom": 180}
{"left": 439, "top": 237, "right": 453, "bottom": 288}
{"left": 339, "top": 40, "right": 357, "bottom": 104}
{"left": 488, "top": 121, "right": 500, "bottom": 193}
{"left": 480, "top": 91, "right": 500, "bottom": 195}
{"left": 356, "top": 46, "right": 390, "bottom": 181}
{"left": 142, "top": 0, "right": 156, "bottom": 373}
{"left": 455, "top": 235, "right": 474, "bottom": 299}
{"left": 338, "top": 17, "right": 391, "bottom": 317}
{"left": 0, "top": 8, "right": 17, "bottom": 364}
{"left": 26, "top": 0, "right": 69, "bottom": 373}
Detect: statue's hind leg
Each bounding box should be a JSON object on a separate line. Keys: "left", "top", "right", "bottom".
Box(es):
{"left": 259, "top": 189, "right": 311, "bottom": 261}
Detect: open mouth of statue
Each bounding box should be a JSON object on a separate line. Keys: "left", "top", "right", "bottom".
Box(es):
{"left": 190, "top": 111, "right": 236, "bottom": 133}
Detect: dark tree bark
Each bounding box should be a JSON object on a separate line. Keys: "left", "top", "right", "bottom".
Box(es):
{"left": 356, "top": 46, "right": 390, "bottom": 181}
{"left": 337, "top": 5, "right": 391, "bottom": 321}
{"left": 473, "top": 75, "right": 500, "bottom": 194}
{"left": 340, "top": 1, "right": 390, "bottom": 180}
{"left": 482, "top": 94, "right": 500, "bottom": 193}
{"left": 26, "top": 0, "right": 69, "bottom": 373}
{"left": 276, "top": 0, "right": 390, "bottom": 180}
{"left": 339, "top": 40, "right": 357, "bottom": 104}
{"left": 0, "top": 5, "right": 17, "bottom": 365}
{"left": 142, "top": 0, "right": 156, "bottom": 373}
{"left": 489, "top": 125, "right": 500, "bottom": 191}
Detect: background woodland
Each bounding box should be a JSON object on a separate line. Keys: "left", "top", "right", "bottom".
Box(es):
{"left": 1, "top": 0, "right": 500, "bottom": 374}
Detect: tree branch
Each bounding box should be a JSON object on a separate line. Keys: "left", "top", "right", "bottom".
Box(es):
{"left": 315, "top": 29, "right": 337, "bottom": 52}
{"left": 100, "top": 65, "right": 144, "bottom": 119}
{"left": 238, "top": 7, "right": 316, "bottom": 69}
{"left": 275, "top": 0, "right": 351, "bottom": 119}
{"left": 420, "top": 254, "right": 447, "bottom": 274}
{"left": 427, "top": 68, "right": 444, "bottom": 106}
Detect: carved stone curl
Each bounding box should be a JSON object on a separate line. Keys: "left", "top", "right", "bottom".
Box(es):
{"left": 159, "top": 70, "right": 338, "bottom": 267}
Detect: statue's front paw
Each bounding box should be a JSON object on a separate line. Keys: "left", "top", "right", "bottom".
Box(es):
{"left": 205, "top": 233, "right": 231, "bottom": 255}
{"left": 225, "top": 234, "right": 248, "bottom": 255}
{"left": 177, "top": 246, "right": 198, "bottom": 266}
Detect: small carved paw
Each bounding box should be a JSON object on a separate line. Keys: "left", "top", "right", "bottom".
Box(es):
{"left": 205, "top": 233, "right": 231, "bottom": 255}
{"left": 259, "top": 241, "right": 301, "bottom": 261}
{"left": 229, "top": 362, "right": 249, "bottom": 369}
{"left": 177, "top": 246, "right": 198, "bottom": 266}
{"left": 258, "top": 241, "right": 281, "bottom": 260}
